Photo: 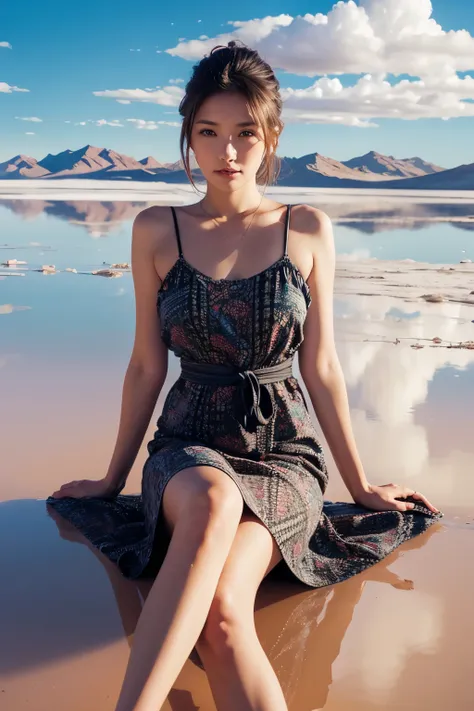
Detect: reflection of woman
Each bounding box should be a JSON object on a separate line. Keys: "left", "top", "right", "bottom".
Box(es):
{"left": 47, "top": 502, "right": 441, "bottom": 711}
{"left": 47, "top": 41, "right": 442, "bottom": 711}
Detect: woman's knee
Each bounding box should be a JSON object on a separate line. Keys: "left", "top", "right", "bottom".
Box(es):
{"left": 198, "top": 587, "right": 251, "bottom": 654}
{"left": 163, "top": 466, "right": 244, "bottom": 536}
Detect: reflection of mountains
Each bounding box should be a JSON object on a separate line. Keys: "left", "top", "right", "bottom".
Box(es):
{"left": 316, "top": 199, "right": 474, "bottom": 234}
{"left": 2, "top": 197, "right": 474, "bottom": 236}
{"left": 0, "top": 198, "right": 146, "bottom": 236}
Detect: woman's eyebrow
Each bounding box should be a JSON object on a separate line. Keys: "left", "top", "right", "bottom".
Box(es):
{"left": 195, "top": 119, "right": 257, "bottom": 127}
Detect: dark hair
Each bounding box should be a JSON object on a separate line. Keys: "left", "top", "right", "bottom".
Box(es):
{"left": 178, "top": 40, "right": 284, "bottom": 189}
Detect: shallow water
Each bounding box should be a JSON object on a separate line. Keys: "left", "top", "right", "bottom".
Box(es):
{"left": 1, "top": 196, "right": 473, "bottom": 711}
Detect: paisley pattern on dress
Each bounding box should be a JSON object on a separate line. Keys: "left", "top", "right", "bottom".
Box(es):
{"left": 47, "top": 204, "right": 442, "bottom": 585}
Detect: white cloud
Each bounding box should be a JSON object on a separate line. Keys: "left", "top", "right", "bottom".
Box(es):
{"left": 129, "top": 48, "right": 141, "bottom": 52}
{"left": 166, "top": 14, "right": 292, "bottom": 59}
{"left": 116, "top": 99, "right": 131, "bottom": 104}
{"left": 93, "top": 85, "right": 184, "bottom": 106}
{"left": 15, "top": 116, "right": 42, "bottom": 122}
{"left": 25, "top": 132, "right": 35, "bottom": 135}
{"left": 165, "top": 0, "right": 474, "bottom": 124}
{"left": 0, "top": 41, "right": 12, "bottom": 49}
{"left": 167, "top": 2, "right": 474, "bottom": 76}
{"left": 0, "top": 82, "right": 29, "bottom": 93}
{"left": 281, "top": 72, "right": 474, "bottom": 126}
{"left": 169, "top": 78, "right": 184, "bottom": 84}
{"left": 126, "top": 118, "right": 181, "bottom": 130}
{"left": 89, "top": 119, "right": 124, "bottom": 127}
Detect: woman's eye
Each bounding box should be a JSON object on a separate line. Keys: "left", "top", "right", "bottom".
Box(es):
{"left": 199, "top": 129, "right": 255, "bottom": 137}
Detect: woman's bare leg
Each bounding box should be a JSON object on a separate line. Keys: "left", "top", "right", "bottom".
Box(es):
{"left": 195, "top": 512, "right": 288, "bottom": 711}
{"left": 114, "top": 465, "right": 244, "bottom": 711}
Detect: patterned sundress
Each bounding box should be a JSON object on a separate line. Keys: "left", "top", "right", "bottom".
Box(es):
{"left": 47, "top": 203, "right": 442, "bottom": 587}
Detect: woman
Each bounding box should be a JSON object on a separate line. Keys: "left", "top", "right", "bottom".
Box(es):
{"left": 48, "top": 41, "right": 442, "bottom": 711}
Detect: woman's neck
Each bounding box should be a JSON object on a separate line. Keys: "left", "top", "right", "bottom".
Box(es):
{"left": 201, "top": 184, "right": 265, "bottom": 220}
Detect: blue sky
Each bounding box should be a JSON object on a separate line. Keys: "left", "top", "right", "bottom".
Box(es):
{"left": 1, "top": 0, "right": 473, "bottom": 168}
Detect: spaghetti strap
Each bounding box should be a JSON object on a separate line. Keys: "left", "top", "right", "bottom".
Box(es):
{"left": 283, "top": 204, "right": 291, "bottom": 257}
{"left": 170, "top": 206, "right": 183, "bottom": 258}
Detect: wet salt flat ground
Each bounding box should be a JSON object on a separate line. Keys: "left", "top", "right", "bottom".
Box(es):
{"left": 0, "top": 190, "right": 473, "bottom": 711}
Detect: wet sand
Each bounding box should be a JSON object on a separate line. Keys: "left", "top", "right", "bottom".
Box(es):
{"left": 1, "top": 193, "right": 473, "bottom": 710}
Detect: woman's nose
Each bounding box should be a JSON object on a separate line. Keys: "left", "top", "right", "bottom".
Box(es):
{"left": 220, "top": 140, "right": 237, "bottom": 161}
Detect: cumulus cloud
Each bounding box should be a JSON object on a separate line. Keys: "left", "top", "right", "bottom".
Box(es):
{"left": 93, "top": 85, "right": 184, "bottom": 106}
{"left": 15, "top": 116, "right": 42, "bottom": 122}
{"left": 165, "top": 0, "right": 474, "bottom": 125}
{"left": 281, "top": 72, "right": 474, "bottom": 126}
{"left": 0, "top": 82, "right": 29, "bottom": 93}
{"left": 0, "top": 41, "right": 12, "bottom": 49}
{"left": 169, "top": 78, "right": 184, "bottom": 84}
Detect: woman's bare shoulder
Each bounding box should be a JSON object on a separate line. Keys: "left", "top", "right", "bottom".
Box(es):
{"left": 132, "top": 204, "right": 173, "bottom": 235}
{"left": 291, "top": 203, "right": 332, "bottom": 238}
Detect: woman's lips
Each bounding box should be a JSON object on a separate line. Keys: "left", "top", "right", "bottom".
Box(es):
{"left": 216, "top": 169, "right": 241, "bottom": 177}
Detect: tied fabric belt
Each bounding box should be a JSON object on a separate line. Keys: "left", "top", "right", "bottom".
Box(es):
{"left": 180, "top": 356, "right": 294, "bottom": 429}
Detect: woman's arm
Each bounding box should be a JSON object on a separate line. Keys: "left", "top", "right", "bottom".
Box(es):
{"left": 297, "top": 206, "right": 439, "bottom": 514}
{"left": 297, "top": 206, "right": 370, "bottom": 500}
{"left": 104, "top": 208, "right": 169, "bottom": 492}
{"left": 52, "top": 209, "right": 169, "bottom": 499}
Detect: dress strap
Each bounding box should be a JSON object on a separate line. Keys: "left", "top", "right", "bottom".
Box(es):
{"left": 170, "top": 206, "right": 183, "bottom": 258}
{"left": 283, "top": 204, "right": 291, "bottom": 257}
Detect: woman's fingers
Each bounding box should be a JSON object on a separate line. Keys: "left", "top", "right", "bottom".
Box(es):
{"left": 392, "top": 487, "right": 440, "bottom": 513}
{"left": 52, "top": 481, "right": 81, "bottom": 498}
{"left": 394, "top": 499, "right": 415, "bottom": 511}
{"left": 412, "top": 491, "right": 440, "bottom": 513}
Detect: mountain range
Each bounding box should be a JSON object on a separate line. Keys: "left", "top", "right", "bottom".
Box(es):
{"left": 1, "top": 144, "right": 473, "bottom": 189}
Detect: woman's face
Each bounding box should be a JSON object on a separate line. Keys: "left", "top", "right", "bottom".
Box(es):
{"left": 190, "top": 92, "right": 269, "bottom": 189}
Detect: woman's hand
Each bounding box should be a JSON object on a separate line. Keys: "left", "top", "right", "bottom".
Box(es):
{"left": 50, "top": 477, "right": 123, "bottom": 500}
{"left": 353, "top": 483, "right": 440, "bottom": 514}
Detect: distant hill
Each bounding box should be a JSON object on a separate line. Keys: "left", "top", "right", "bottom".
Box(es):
{"left": 3, "top": 143, "right": 471, "bottom": 189}
{"left": 374, "top": 160, "right": 474, "bottom": 190}
{"left": 341, "top": 151, "right": 444, "bottom": 178}
{"left": 0, "top": 154, "right": 49, "bottom": 178}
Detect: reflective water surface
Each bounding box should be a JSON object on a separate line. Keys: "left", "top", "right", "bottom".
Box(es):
{"left": 1, "top": 194, "right": 473, "bottom": 711}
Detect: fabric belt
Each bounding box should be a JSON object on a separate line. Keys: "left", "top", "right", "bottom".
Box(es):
{"left": 180, "top": 356, "right": 294, "bottom": 429}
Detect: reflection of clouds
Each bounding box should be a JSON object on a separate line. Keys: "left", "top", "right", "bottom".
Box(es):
{"left": 337, "top": 248, "right": 371, "bottom": 260}
{"left": 0, "top": 304, "right": 32, "bottom": 315}
{"left": 112, "top": 288, "right": 126, "bottom": 297}
{"left": 358, "top": 589, "right": 443, "bottom": 695}
{"left": 337, "top": 296, "right": 473, "bottom": 425}
{"left": 334, "top": 296, "right": 474, "bottom": 499}
{"left": 350, "top": 409, "right": 429, "bottom": 481}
